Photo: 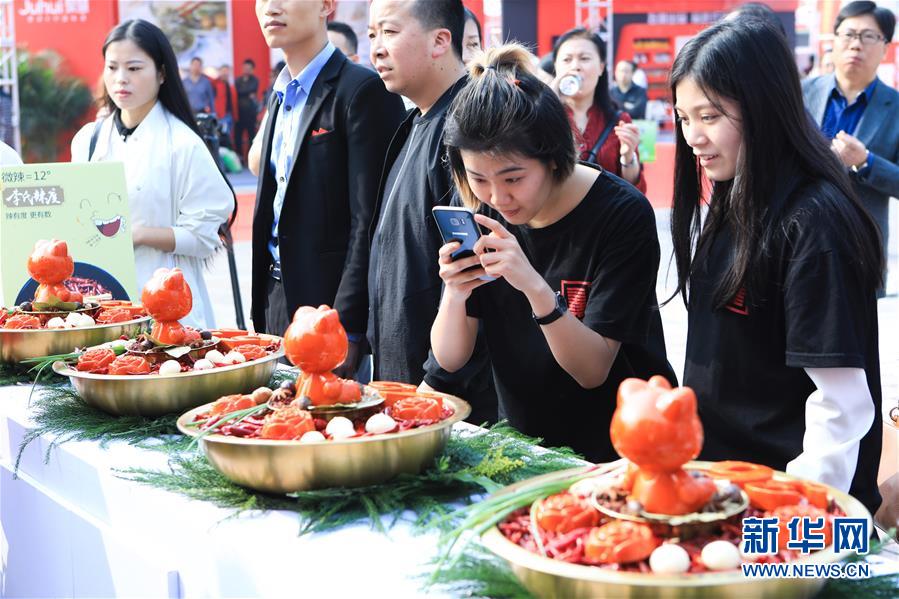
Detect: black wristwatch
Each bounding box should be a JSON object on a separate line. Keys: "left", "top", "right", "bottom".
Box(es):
{"left": 533, "top": 291, "right": 568, "bottom": 325}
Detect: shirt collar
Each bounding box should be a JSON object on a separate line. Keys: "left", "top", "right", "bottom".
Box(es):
{"left": 829, "top": 76, "right": 879, "bottom": 104}
{"left": 413, "top": 76, "right": 468, "bottom": 122}
{"left": 273, "top": 41, "right": 337, "bottom": 101}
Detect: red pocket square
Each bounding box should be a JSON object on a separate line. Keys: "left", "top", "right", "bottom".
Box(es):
{"left": 311, "top": 128, "right": 330, "bottom": 136}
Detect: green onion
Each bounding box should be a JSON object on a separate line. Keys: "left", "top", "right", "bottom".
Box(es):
{"left": 431, "top": 458, "right": 627, "bottom": 577}
{"left": 188, "top": 402, "right": 270, "bottom": 449}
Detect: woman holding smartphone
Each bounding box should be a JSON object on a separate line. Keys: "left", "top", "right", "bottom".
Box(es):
{"left": 670, "top": 18, "right": 883, "bottom": 514}
{"left": 430, "top": 44, "right": 674, "bottom": 462}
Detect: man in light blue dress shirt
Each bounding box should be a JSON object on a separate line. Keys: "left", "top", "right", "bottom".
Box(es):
{"left": 250, "top": 0, "right": 405, "bottom": 378}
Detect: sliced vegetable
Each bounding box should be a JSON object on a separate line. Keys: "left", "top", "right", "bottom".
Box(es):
{"left": 798, "top": 481, "right": 829, "bottom": 510}
{"left": 708, "top": 461, "right": 774, "bottom": 487}
{"left": 744, "top": 479, "right": 803, "bottom": 511}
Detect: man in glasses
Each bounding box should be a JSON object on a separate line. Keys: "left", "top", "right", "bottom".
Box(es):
{"left": 803, "top": 0, "right": 899, "bottom": 297}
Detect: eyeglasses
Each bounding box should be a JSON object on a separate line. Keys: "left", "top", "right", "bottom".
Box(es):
{"left": 835, "top": 30, "right": 885, "bottom": 46}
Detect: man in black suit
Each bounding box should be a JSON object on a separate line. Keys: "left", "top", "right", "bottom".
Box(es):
{"left": 251, "top": 0, "right": 405, "bottom": 377}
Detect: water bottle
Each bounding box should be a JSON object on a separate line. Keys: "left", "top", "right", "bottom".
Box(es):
{"left": 559, "top": 74, "right": 582, "bottom": 96}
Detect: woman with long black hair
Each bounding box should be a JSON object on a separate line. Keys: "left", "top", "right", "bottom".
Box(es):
{"left": 670, "top": 17, "right": 884, "bottom": 514}
{"left": 71, "top": 19, "right": 234, "bottom": 329}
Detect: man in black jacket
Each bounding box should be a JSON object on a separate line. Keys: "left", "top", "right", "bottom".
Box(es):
{"left": 251, "top": 0, "right": 405, "bottom": 377}
{"left": 368, "top": 0, "right": 495, "bottom": 420}
{"left": 234, "top": 59, "right": 260, "bottom": 164}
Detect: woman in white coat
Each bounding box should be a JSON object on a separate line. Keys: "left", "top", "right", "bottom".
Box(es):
{"left": 71, "top": 19, "right": 233, "bottom": 329}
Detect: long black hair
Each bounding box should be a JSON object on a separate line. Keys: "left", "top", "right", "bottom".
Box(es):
{"left": 552, "top": 27, "right": 617, "bottom": 122}
{"left": 101, "top": 20, "right": 200, "bottom": 138}
{"left": 444, "top": 44, "right": 576, "bottom": 210}
{"left": 668, "top": 17, "right": 883, "bottom": 308}
{"left": 101, "top": 19, "right": 237, "bottom": 231}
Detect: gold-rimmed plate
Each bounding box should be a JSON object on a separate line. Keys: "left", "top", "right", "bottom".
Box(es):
{"left": 480, "top": 463, "right": 872, "bottom": 599}
{"left": 52, "top": 342, "right": 284, "bottom": 417}
{"left": 0, "top": 316, "right": 151, "bottom": 364}
{"left": 176, "top": 393, "right": 471, "bottom": 493}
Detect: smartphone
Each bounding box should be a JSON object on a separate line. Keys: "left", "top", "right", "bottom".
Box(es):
{"left": 432, "top": 206, "right": 496, "bottom": 281}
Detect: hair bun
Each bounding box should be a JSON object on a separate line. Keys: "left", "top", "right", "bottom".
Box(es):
{"left": 468, "top": 42, "right": 537, "bottom": 81}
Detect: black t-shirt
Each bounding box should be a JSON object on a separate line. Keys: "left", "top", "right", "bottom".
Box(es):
{"left": 684, "top": 178, "right": 882, "bottom": 515}
{"left": 466, "top": 168, "right": 675, "bottom": 462}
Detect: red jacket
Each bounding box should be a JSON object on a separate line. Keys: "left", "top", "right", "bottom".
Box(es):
{"left": 212, "top": 78, "right": 237, "bottom": 121}
{"left": 568, "top": 106, "right": 647, "bottom": 193}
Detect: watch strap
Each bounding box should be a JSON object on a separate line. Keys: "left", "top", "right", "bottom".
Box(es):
{"left": 533, "top": 291, "right": 568, "bottom": 325}
{"left": 851, "top": 150, "right": 870, "bottom": 173}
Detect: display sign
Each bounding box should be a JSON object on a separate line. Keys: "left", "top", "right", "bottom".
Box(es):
{"left": 634, "top": 119, "right": 658, "bottom": 163}
{"left": 0, "top": 162, "right": 137, "bottom": 305}
{"left": 118, "top": 1, "right": 233, "bottom": 73}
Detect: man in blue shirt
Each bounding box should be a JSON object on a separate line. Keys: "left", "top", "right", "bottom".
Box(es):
{"left": 181, "top": 57, "right": 216, "bottom": 116}
{"left": 250, "top": 0, "right": 404, "bottom": 378}
{"left": 803, "top": 1, "right": 899, "bottom": 296}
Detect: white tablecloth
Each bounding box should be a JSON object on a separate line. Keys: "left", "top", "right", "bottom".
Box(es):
{"left": 3, "top": 383, "right": 898, "bottom": 598}
{"left": 0, "top": 384, "right": 450, "bottom": 598}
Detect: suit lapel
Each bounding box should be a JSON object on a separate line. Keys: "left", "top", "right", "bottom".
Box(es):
{"left": 810, "top": 74, "right": 835, "bottom": 124}
{"left": 254, "top": 91, "right": 281, "bottom": 220}
{"left": 284, "top": 52, "right": 345, "bottom": 184}
{"left": 854, "top": 79, "right": 892, "bottom": 146}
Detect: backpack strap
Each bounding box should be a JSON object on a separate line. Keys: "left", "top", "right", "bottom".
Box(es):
{"left": 87, "top": 120, "right": 101, "bottom": 161}
{"left": 585, "top": 110, "right": 622, "bottom": 165}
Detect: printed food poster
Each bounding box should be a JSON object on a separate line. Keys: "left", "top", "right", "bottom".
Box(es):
{"left": 0, "top": 162, "right": 137, "bottom": 305}
{"left": 118, "top": 0, "right": 232, "bottom": 72}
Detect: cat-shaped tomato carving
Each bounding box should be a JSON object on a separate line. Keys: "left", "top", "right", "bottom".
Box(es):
{"left": 284, "top": 305, "right": 358, "bottom": 406}
{"left": 610, "top": 376, "right": 716, "bottom": 515}
{"left": 141, "top": 268, "right": 192, "bottom": 345}
{"left": 27, "top": 239, "right": 82, "bottom": 305}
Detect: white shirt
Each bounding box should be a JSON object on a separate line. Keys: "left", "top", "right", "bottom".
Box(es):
{"left": 787, "top": 367, "right": 876, "bottom": 493}
{"left": 0, "top": 140, "right": 22, "bottom": 166}
{"left": 70, "top": 102, "right": 233, "bottom": 329}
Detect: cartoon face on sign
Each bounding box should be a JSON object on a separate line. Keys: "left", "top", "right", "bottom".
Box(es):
{"left": 76, "top": 194, "right": 127, "bottom": 246}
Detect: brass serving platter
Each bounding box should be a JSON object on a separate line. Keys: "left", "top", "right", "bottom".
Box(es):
{"left": 481, "top": 463, "right": 872, "bottom": 599}
{"left": 52, "top": 344, "right": 284, "bottom": 417}
{"left": 0, "top": 316, "right": 151, "bottom": 364}
{"left": 176, "top": 393, "right": 471, "bottom": 493}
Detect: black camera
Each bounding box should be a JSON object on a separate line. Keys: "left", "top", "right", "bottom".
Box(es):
{"left": 195, "top": 112, "right": 220, "bottom": 138}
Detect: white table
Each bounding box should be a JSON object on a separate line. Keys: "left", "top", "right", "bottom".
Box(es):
{"left": 1, "top": 384, "right": 450, "bottom": 598}
{"left": 3, "top": 383, "right": 898, "bottom": 598}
